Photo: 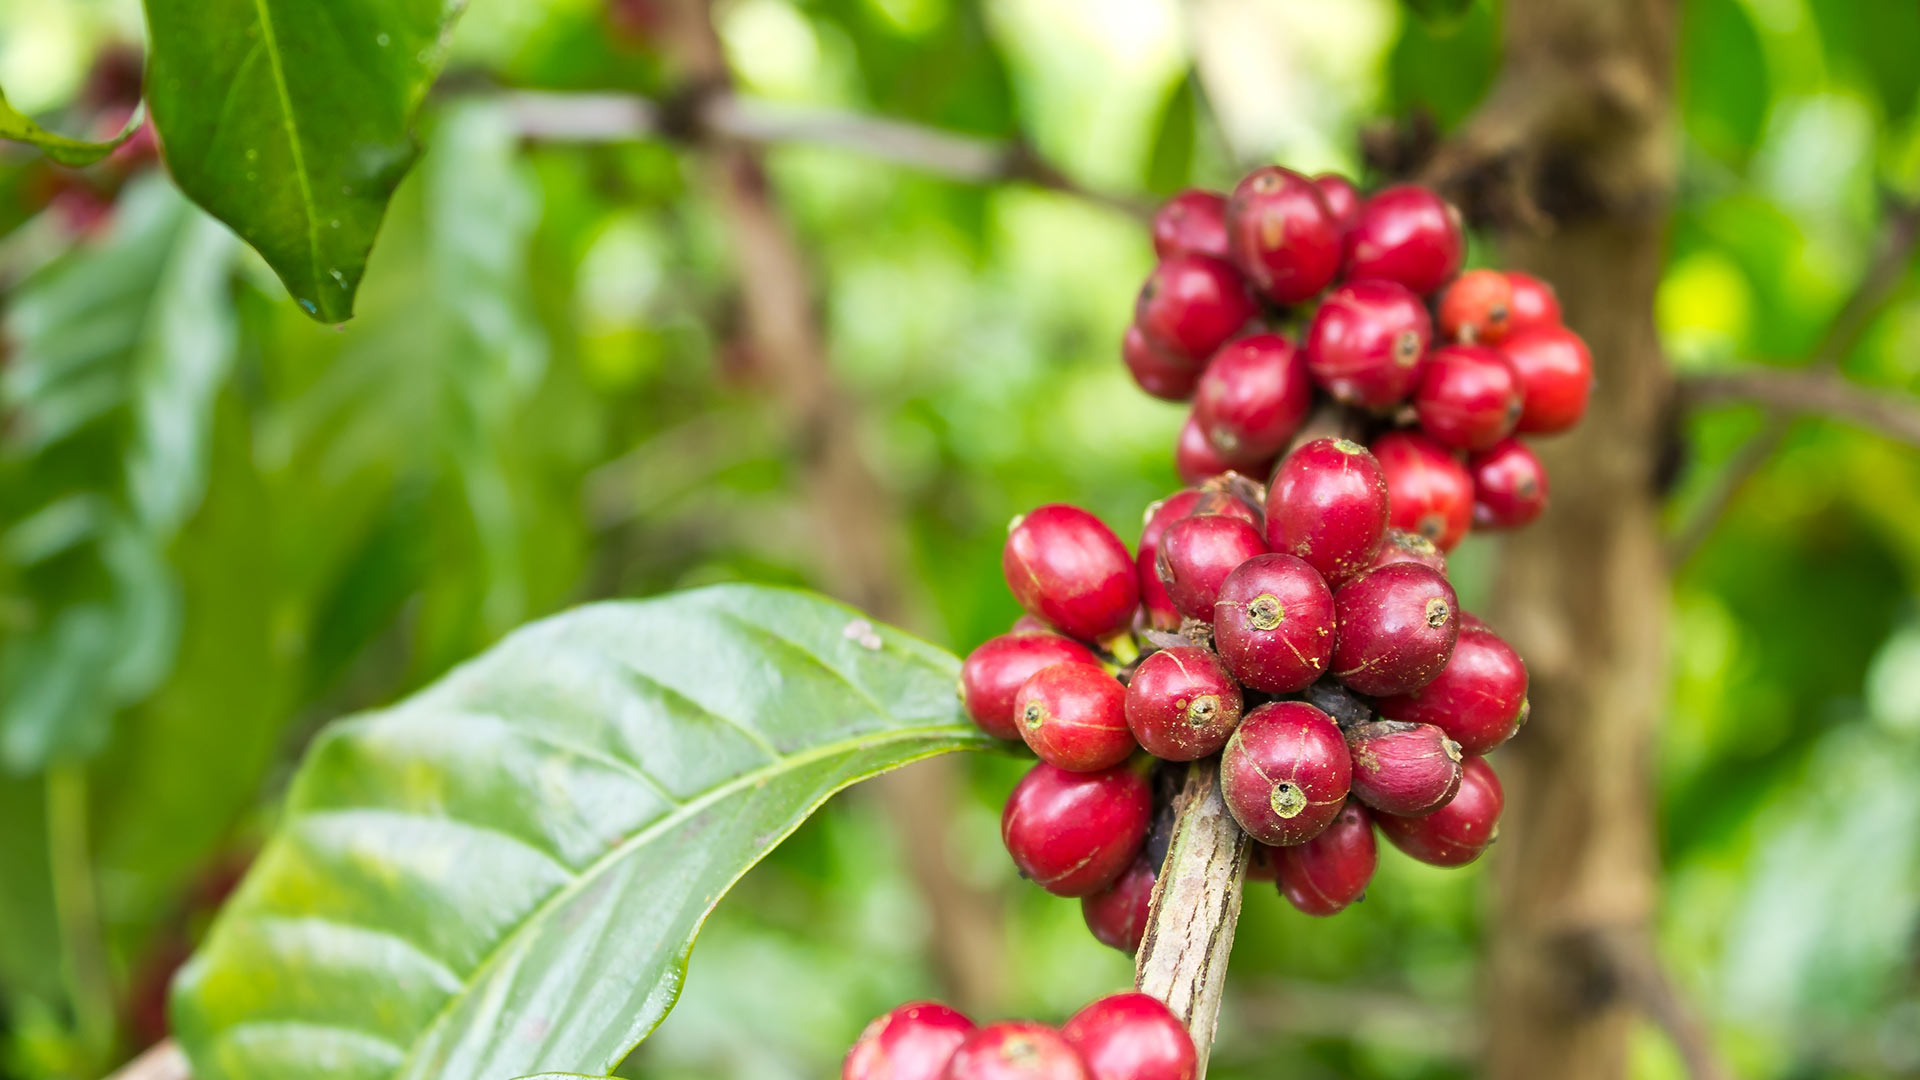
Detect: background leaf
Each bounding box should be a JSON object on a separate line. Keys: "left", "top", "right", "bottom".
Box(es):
{"left": 1143, "top": 73, "right": 1198, "bottom": 195}
{"left": 0, "top": 87, "right": 141, "bottom": 167}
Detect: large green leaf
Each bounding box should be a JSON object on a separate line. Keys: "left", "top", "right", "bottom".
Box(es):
{"left": 141, "top": 0, "right": 467, "bottom": 323}
{"left": 0, "top": 85, "right": 142, "bottom": 166}
{"left": 171, "top": 585, "right": 996, "bottom": 1080}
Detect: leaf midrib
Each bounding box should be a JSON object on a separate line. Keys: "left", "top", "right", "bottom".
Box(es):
{"left": 245, "top": 0, "right": 324, "bottom": 310}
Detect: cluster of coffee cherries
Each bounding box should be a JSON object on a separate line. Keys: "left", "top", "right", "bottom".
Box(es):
{"left": 845, "top": 992, "right": 1195, "bottom": 1080}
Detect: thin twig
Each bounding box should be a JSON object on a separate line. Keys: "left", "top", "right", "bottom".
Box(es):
{"left": 1587, "top": 930, "right": 1732, "bottom": 1080}
{"left": 1676, "top": 369, "right": 1920, "bottom": 447}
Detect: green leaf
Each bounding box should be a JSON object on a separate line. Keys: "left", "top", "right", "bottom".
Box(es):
{"left": 1144, "top": 74, "right": 1197, "bottom": 195}
{"left": 1398, "top": 0, "right": 1475, "bottom": 29}
{"left": 141, "top": 0, "right": 468, "bottom": 323}
{"left": 170, "top": 585, "right": 996, "bottom": 1080}
{"left": 0, "top": 86, "right": 143, "bottom": 166}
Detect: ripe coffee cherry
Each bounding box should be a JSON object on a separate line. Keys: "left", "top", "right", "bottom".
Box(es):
{"left": 1470, "top": 438, "right": 1549, "bottom": 528}
{"left": 1331, "top": 562, "right": 1460, "bottom": 696}
{"left": 1125, "top": 646, "right": 1244, "bottom": 760}
{"left": 961, "top": 633, "right": 1102, "bottom": 740}
{"left": 1343, "top": 185, "right": 1464, "bottom": 295}
{"left": 1015, "top": 663, "right": 1135, "bottom": 772}
{"left": 1137, "top": 491, "right": 1203, "bottom": 630}
{"left": 1372, "top": 431, "right": 1474, "bottom": 551}
{"left": 1081, "top": 858, "right": 1155, "bottom": 953}
{"left": 1504, "top": 271, "right": 1562, "bottom": 336}
{"left": 1135, "top": 255, "right": 1256, "bottom": 362}
{"left": 1224, "top": 166, "right": 1343, "bottom": 304}
{"left": 1436, "top": 268, "right": 1513, "bottom": 345}
{"left": 1376, "top": 755, "right": 1503, "bottom": 867}
{"left": 1193, "top": 334, "right": 1313, "bottom": 464}
{"left": 1378, "top": 621, "right": 1528, "bottom": 755}
{"left": 1123, "top": 325, "right": 1203, "bottom": 402}
{"left": 1366, "top": 528, "right": 1448, "bottom": 575}
{"left": 1012, "top": 614, "right": 1051, "bottom": 633}
{"left": 1414, "top": 344, "right": 1522, "bottom": 451}
{"left": 1266, "top": 438, "right": 1390, "bottom": 587}
{"left": 1343, "top": 720, "right": 1464, "bottom": 817}
{"left": 1313, "top": 172, "right": 1361, "bottom": 227}
{"left": 1212, "top": 553, "right": 1335, "bottom": 692}
{"left": 1151, "top": 189, "right": 1230, "bottom": 261}
{"left": 1500, "top": 326, "right": 1593, "bottom": 434}
{"left": 1220, "top": 702, "right": 1352, "bottom": 846}
{"left": 1004, "top": 505, "right": 1139, "bottom": 643}
{"left": 1002, "top": 762, "right": 1151, "bottom": 897}
{"left": 1156, "top": 513, "right": 1267, "bottom": 622}
{"left": 1174, "top": 414, "right": 1241, "bottom": 485}
{"left": 1302, "top": 279, "right": 1432, "bottom": 409}
{"left": 1062, "top": 993, "right": 1196, "bottom": 1080}
{"left": 846, "top": 1002, "right": 977, "bottom": 1080}
{"left": 1274, "top": 800, "right": 1377, "bottom": 916}
{"left": 944, "top": 1022, "right": 1091, "bottom": 1080}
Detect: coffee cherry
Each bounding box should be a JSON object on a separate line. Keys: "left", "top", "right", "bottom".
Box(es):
{"left": 1174, "top": 414, "right": 1240, "bottom": 485}
{"left": 1313, "top": 172, "right": 1361, "bottom": 228}
{"left": 1413, "top": 344, "right": 1522, "bottom": 451}
{"left": 1004, "top": 505, "right": 1140, "bottom": 643}
{"left": 1436, "top": 268, "right": 1512, "bottom": 345}
{"left": 1192, "top": 334, "right": 1313, "bottom": 464}
{"left": 1504, "top": 271, "right": 1562, "bottom": 336}
{"left": 1156, "top": 514, "right": 1267, "bottom": 622}
{"left": 1135, "top": 255, "right": 1256, "bottom": 362}
{"left": 1343, "top": 185, "right": 1464, "bottom": 295}
{"left": 1470, "top": 438, "right": 1549, "bottom": 528}
{"left": 1012, "top": 614, "right": 1051, "bottom": 634}
{"left": 1376, "top": 754, "right": 1503, "bottom": 867}
{"left": 1002, "top": 762, "right": 1151, "bottom": 897}
{"left": 1123, "top": 324, "right": 1203, "bottom": 402}
{"left": 1500, "top": 326, "right": 1592, "bottom": 434}
{"left": 1330, "top": 562, "right": 1460, "bottom": 696}
{"left": 1015, "top": 663, "right": 1136, "bottom": 772}
{"left": 1220, "top": 701, "right": 1352, "bottom": 846}
{"left": 1274, "top": 800, "right": 1377, "bottom": 916}
{"left": 1137, "top": 491, "right": 1204, "bottom": 630}
{"left": 1365, "top": 528, "right": 1448, "bottom": 575}
{"left": 1081, "top": 859, "right": 1155, "bottom": 954}
{"left": 1151, "top": 189, "right": 1230, "bottom": 261}
{"left": 1224, "top": 166, "right": 1343, "bottom": 304}
{"left": 1061, "top": 993, "right": 1196, "bottom": 1080}
{"left": 944, "top": 1022, "right": 1091, "bottom": 1080}
{"left": 1212, "top": 553, "right": 1336, "bottom": 692}
{"left": 846, "top": 1002, "right": 977, "bottom": 1080}
{"left": 1343, "top": 720, "right": 1464, "bottom": 817}
{"left": 1302, "top": 279, "right": 1432, "bottom": 409}
{"left": 1371, "top": 431, "right": 1473, "bottom": 551}
{"left": 961, "top": 633, "right": 1103, "bottom": 740}
{"left": 1125, "top": 646, "right": 1244, "bottom": 760}
{"left": 1377, "top": 621, "right": 1528, "bottom": 755}
{"left": 1265, "top": 438, "right": 1390, "bottom": 587}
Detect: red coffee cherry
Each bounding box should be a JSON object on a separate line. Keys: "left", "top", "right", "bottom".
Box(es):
{"left": 1123, "top": 324, "right": 1203, "bottom": 402}
{"left": 1343, "top": 184, "right": 1464, "bottom": 295}
{"left": 1376, "top": 754, "right": 1503, "bottom": 867}
{"left": 1125, "top": 646, "right": 1244, "bottom": 760}
{"left": 1224, "top": 165, "right": 1343, "bottom": 304}
{"left": 1156, "top": 513, "right": 1267, "bottom": 622}
{"left": 1365, "top": 528, "right": 1448, "bottom": 575}
{"left": 1330, "top": 562, "right": 1460, "bottom": 696}
{"left": 1192, "top": 334, "right": 1313, "bottom": 465}
{"left": 1470, "top": 437, "right": 1549, "bottom": 528}
{"left": 1266, "top": 437, "right": 1390, "bottom": 588}
{"left": 1012, "top": 614, "right": 1051, "bottom": 634}
{"left": 1174, "top": 413, "right": 1243, "bottom": 485}
{"left": 1061, "top": 992, "right": 1196, "bottom": 1080}
{"left": 1137, "top": 491, "right": 1204, "bottom": 630}
{"left": 1413, "top": 344, "right": 1522, "bottom": 451}
{"left": 1015, "top": 663, "right": 1136, "bottom": 772}
{"left": 1504, "top": 271, "right": 1562, "bottom": 336}
{"left": 1212, "top": 553, "right": 1335, "bottom": 693}
{"left": 1313, "top": 172, "right": 1361, "bottom": 227}
{"left": 1004, "top": 505, "right": 1140, "bottom": 643}
{"left": 1500, "top": 326, "right": 1593, "bottom": 434}
{"left": 1371, "top": 430, "right": 1474, "bottom": 551}
{"left": 1151, "top": 189, "right": 1230, "bottom": 261}
{"left": 1220, "top": 701, "right": 1352, "bottom": 846}
{"left": 1436, "top": 268, "right": 1513, "bottom": 345}
{"left": 1343, "top": 720, "right": 1464, "bottom": 817}
{"left": 1081, "top": 858, "right": 1155, "bottom": 954}
{"left": 1135, "top": 254, "right": 1256, "bottom": 362}
{"left": 1302, "top": 279, "right": 1432, "bottom": 409}
{"left": 961, "top": 633, "right": 1102, "bottom": 740}
{"left": 846, "top": 1002, "right": 977, "bottom": 1080}
{"left": 1274, "top": 800, "right": 1377, "bottom": 916}
{"left": 944, "top": 1022, "right": 1091, "bottom": 1080}
{"left": 1002, "top": 761, "right": 1151, "bottom": 897}
{"left": 1378, "top": 621, "right": 1528, "bottom": 755}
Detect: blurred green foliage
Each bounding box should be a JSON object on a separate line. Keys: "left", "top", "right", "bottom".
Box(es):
{"left": 1, "top": 0, "right": 1919, "bottom": 1078}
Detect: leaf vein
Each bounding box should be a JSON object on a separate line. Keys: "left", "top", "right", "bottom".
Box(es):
{"left": 245, "top": 0, "right": 325, "bottom": 311}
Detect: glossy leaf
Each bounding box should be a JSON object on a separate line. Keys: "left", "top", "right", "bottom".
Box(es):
{"left": 142, "top": 0, "right": 467, "bottom": 322}
{"left": 0, "top": 86, "right": 142, "bottom": 166}
{"left": 170, "top": 585, "right": 997, "bottom": 1080}
{"left": 1144, "top": 74, "right": 1197, "bottom": 195}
